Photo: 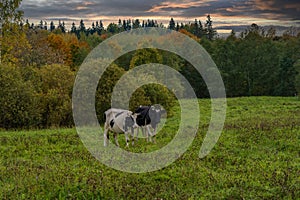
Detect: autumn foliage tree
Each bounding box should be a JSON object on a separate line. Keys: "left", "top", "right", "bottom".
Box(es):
{"left": 34, "top": 64, "right": 75, "bottom": 127}
{"left": 0, "top": 64, "right": 40, "bottom": 128}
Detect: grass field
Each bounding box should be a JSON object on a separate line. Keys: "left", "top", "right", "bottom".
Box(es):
{"left": 0, "top": 97, "right": 299, "bottom": 199}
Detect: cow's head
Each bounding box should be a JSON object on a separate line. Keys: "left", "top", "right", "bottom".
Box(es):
{"left": 149, "top": 105, "right": 164, "bottom": 128}
{"left": 124, "top": 111, "right": 139, "bottom": 131}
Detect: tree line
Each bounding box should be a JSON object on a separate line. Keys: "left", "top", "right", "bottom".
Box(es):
{"left": 24, "top": 15, "right": 216, "bottom": 40}
{"left": 0, "top": 0, "right": 299, "bottom": 129}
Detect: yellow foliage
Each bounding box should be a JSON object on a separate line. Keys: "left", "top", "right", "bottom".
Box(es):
{"left": 1, "top": 24, "right": 31, "bottom": 66}
{"left": 47, "top": 33, "right": 72, "bottom": 66}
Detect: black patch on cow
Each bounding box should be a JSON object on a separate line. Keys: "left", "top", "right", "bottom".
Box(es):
{"left": 135, "top": 106, "right": 151, "bottom": 126}
{"left": 115, "top": 112, "right": 124, "bottom": 118}
{"left": 110, "top": 119, "right": 115, "bottom": 128}
{"left": 135, "top": 105, "right": 162, "bottom": 128}
{"left": 124, "top": 116, "right": 134, "bottom": 132}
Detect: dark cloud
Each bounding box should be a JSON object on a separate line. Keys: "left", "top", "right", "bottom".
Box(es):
{"left": 149, "top": 0, "right": 300, "bottom": 20}
{"left": 252, "top": 0, "right": 300, "bottom": 20}
{"left": 244, "top": 0, "right": 299, "bottom": 20}
{"left": 20, "top": 0, "right": 300, "bottom": 25}
{"left": 21, "top": 0, "right": 164, "bottom": 18}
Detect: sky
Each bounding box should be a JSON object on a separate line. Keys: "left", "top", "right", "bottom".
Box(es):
{"left": 20, "top": 0, "right": 300, "bottom": 34}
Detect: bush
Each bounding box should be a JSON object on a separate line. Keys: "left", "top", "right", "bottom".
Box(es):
{"left": 33, "top": 64, "right": 75, "bottom": 128}
{"left": 0, "top": 64, "right": 40, "bottom": 129}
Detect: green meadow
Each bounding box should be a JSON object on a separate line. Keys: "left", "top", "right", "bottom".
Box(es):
{"left": 1, "top": 97, "right": 299, "bottom": 199}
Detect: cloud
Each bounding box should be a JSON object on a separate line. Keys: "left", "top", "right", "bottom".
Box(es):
{"left": 147, "top": 1, "right": 212, "bottom": 13}
{"left": 146, "top": 0, "right": 300, "bottom": 20}
{"left": 20, "top": 0, "right": 300, "bottom": 27}
{"left": 251, "top": 0, "right": 300, "bottom": 20}
{"left": 21, "top": 0, "right": 164, "bottom": 18}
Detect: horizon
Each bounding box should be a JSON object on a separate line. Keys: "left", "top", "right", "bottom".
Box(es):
{"left": 23, "top": 17, "right": 299, "bottom": 38}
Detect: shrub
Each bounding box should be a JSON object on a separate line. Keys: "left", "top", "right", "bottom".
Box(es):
{"left": 0, "top": 64, "right": 40, "bottom": 129}
{"left": 34, "top": 64, "right": 75, "bottom": 127}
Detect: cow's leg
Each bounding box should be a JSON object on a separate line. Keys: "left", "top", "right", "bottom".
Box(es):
{"left": 134, "top": 127, "right": 139, "bottom": 142}
{"left": 114, "top": 133, "right": 119, "bottom": 147}
{"left": 152, "top": 127, "right": 157, "bottom": 144}
{"left": 141, "top": 126, "right": 145, "bottom": 138}
{"left": 131, "top": 127, "right": 135, "bottom": 146}
{"left": 143, "top": 126, "right": 148, "bottom": 142}
{"left": 104, "top": 123, "right": 109, "bottom": 147}
{"left": 140, "top": 126, "right": 148, "bottom": 141}
{"left": 125, "top": 132, "right": 130, "bottom": 147}
{"left": 146, "top": 126, "right": 153, "bottom": 142}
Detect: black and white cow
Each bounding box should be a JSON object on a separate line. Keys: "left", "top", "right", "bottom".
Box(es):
{"left": 104, "top": 108, "right": 138, "bottom": 147}
{"left": 134, "top": 105, "right": 165, "bottom": 143}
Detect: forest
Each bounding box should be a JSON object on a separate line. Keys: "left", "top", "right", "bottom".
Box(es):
{"left": 0, "top": 0, "right": 300, "bottom": 129}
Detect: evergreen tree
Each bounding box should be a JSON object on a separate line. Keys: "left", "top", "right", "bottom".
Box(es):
{"left": 39, "top": 20, "right": 43, "bottom": 29}
{"left": 193, "top": 19, "right": 199, "bottom": 35}
{"left": 19, "top": 21, "right": 24, "bottom": 28}
{"left": 58, "top": 20, "right": 62, "bottom": 29}
{"left": 95, "top": 21, "right": 100, "bottom": 32}
{"left": 123, "top": 20, "right": 127, "bottom": 30}
{"left": 99, "top": 20, "right": 104, "bottom": 32}
{"left": 198, "top": 20, "right": 204, "bottom": 37}
{"left": 91, "top": 22, "right": 96, "bottom": 35}
{"left": 206, "top": 15, "right": 216, "bottom": 40}
{"left": 44, "top": 21, "right": 48, "bottom": 30}
{"left": 71, "top": 22, "right": 77, "bottom": 34}
{"left": 176, "top": 22, "right": 180, "bottom": 31}
{"left": 152, "top": 20, "right": 157, "bottom": 27}
{"left": 57, "top": 20, "right": 66, "bottom": 33}
{"left": 79, "top": 19, "right": 86, "bottom": 33}
{"left": 126, "top": 19, "right": 132, "bottom": 30}
{"left": 169, "top": 18, "right": 176, "bottom": 30}
{"left": 25, "top": 19, "right": 30, "bottom": 28}
{"left": 146, "top": 19, "right": 150, "bottom": 27}
{"left": 30, "top": 23, "right": 35, "bottom": 29}
{"left": 118, "top": 19, "right": 122, "bottom": 29}
{"left": 133, "top": 19, "right": 140, "bottom": 29}
{"left": 62, "top": 21, "right": 66, "bottom": 33}
{"left": 95, "top": 21, "right": 103, "bottom": 35}
{"left": 50, "top": 21, "right": 55, "bottom": 32}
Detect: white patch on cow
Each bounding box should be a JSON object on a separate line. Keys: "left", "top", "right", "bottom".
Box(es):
{"left": 104, "top": 108, "right": 137, "bottom": 147}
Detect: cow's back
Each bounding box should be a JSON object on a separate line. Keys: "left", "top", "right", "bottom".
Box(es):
{"left": 104, "top": 108, "right": 131, "bottom": 133}
{"left": 105, "top": 108, "right": 127, "bottom": 123}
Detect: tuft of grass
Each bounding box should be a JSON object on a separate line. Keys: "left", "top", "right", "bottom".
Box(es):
{"left": 0, "top": 97, "right": 299, "bottom": 199}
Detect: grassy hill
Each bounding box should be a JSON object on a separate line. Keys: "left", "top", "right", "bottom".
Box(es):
{"left": 0, "top": 97, "right": 299, "bottom": 199}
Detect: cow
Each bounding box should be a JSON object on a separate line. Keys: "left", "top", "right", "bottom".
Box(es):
{"left": 103, "top": 108, "right": 139, "bottom": 147}
{"left": 134, "top": 105, "right": 165, "bottom": 143}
